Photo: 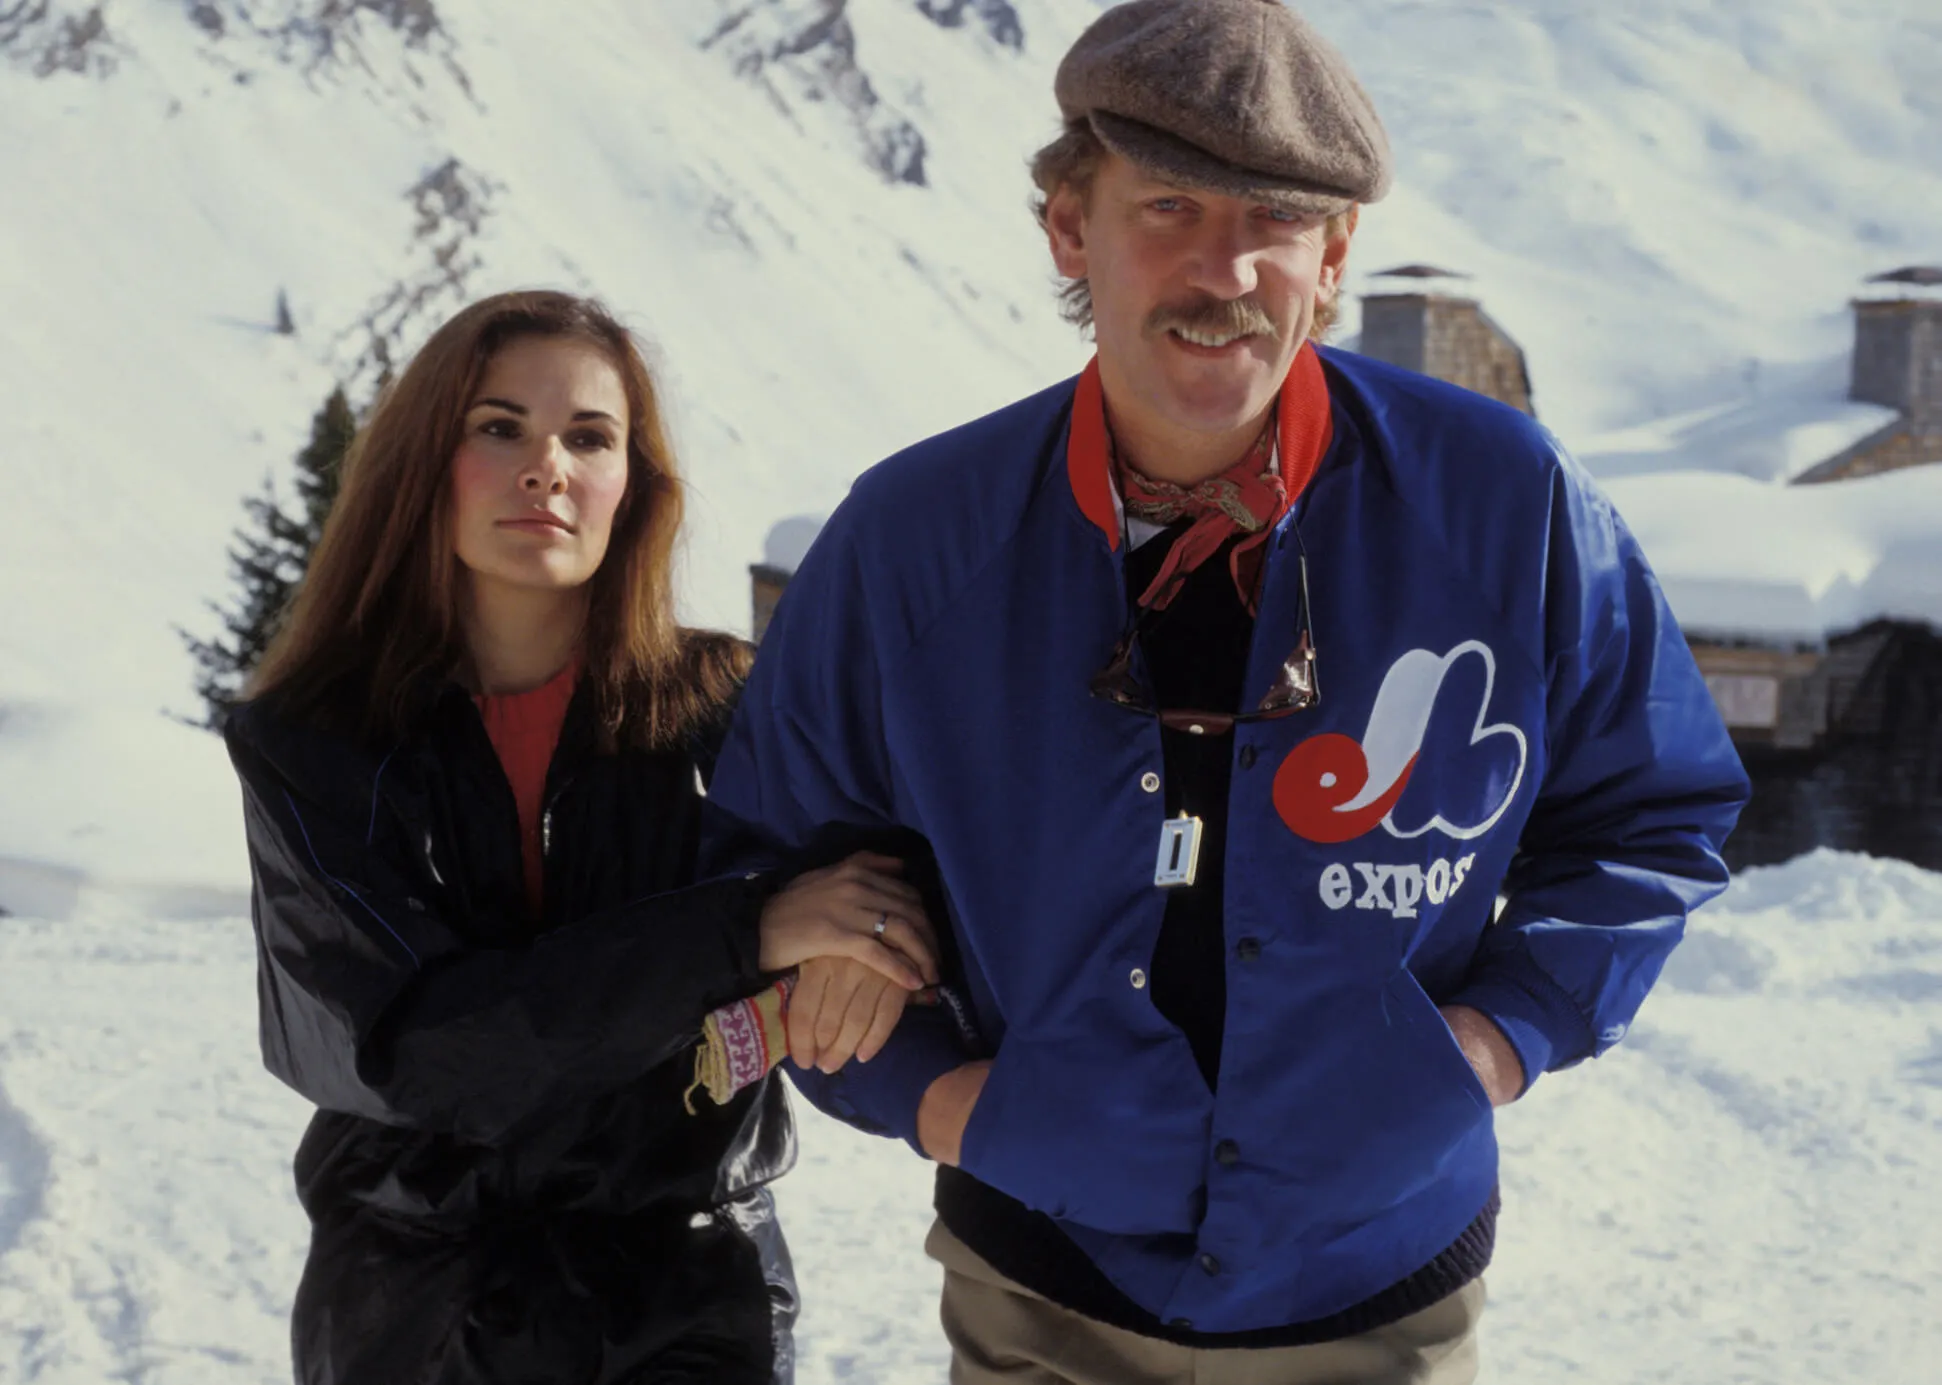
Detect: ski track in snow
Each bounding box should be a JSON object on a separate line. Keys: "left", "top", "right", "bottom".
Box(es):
{"left": 0, "top": 852, "right": 1937, "bottom": 1383}
{"left": 0, "top": 1071, "right": 51, "bottom": 1277}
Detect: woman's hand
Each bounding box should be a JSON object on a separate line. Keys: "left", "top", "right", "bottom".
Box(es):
{"left": 758, "top": 852, "right": 940, "bottom": 991}
{"left": 787, "top": 957, "right": 918, "bottom": 1073}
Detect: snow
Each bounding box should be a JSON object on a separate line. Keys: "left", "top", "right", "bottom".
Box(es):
{"left": 1, "top": 851, "right": 1938, "bottom": 1382}
{"left": 1579, "top": 354, "right": 1900, "bottom": 485}
{"left": 1856, "top": 278, "right": 1942, "bottom": 304}
{"left": 5, "top": 0, "right": 1942, "bottom": 1377}
{"left": 762, "top": 516, "right": 830, "bottom": 577}
{"left": 1601, "top": 465, "right": 1942, "bottom": 645}
{"left": 0, "top": 704, "right": 250, "bottom": 908}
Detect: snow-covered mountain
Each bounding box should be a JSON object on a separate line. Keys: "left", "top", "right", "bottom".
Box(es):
{"left": 2, "top": 4, "right": 1941, "bottom": 1381}
{"left": 6, "top": 0, "right": 1941, "bottom": 893}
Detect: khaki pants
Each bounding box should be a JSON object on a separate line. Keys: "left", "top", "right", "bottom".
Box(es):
{"left": 927, "top": 1219, "right": 1483, "bottom": 1385}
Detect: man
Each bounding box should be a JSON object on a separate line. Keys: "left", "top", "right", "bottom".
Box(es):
{"left": 708, "top": 0, "right": 1749, "bottom": 1380}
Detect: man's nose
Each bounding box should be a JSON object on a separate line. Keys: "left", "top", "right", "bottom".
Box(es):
{"left": 1183, "top": 219, "right": 1260, "bottom": 301}
{"left": 519, "top": 437, "right": 570, "bottom": 494}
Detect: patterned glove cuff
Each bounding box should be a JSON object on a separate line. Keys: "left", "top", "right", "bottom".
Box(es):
{"left": 686, "top": 976, "right": 795, "bottom": 1113}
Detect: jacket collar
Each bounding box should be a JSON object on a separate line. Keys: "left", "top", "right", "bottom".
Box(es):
{"left": 1065, "top": 341, "right": 1335, "bottom": 552}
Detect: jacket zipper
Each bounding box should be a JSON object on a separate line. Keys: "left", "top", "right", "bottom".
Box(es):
{"left": 538, "top": 773, "right": 579, "bottom": 926}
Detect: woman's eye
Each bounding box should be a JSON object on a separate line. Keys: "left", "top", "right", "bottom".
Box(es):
{"left": 479, "top": 417, "right": 520, "bottom": 438}
{"left": 571, "top": 431, "right": 616, "bottom": 451}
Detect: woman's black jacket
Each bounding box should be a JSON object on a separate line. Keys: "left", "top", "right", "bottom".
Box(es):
{"left": 225, "top": 682, "right": 797, "bottom": 1345}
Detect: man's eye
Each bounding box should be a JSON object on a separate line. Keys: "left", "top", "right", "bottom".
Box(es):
{"left": 1264, "top": 208, "right": 1299, "bottom": 224}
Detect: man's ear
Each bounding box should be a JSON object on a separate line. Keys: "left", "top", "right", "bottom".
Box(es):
{"left": 1315, "top": 204, "right": 1358, "bottom": 308}
{"left": 1046, "top": 184, "right": 1090, "bottom": 280}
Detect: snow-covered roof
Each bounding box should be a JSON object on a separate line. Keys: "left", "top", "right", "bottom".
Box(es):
{"left": 1605, "top": 465, "right": 1942, "bottom": 645}
{"left": 1852, "top": 267, "right": 1942, "bottom": 304}
{"left": 1371, "top": 263, "right": 1472, "bottom": 281}
{"left": 1866, "top": 265, "right": 1942, "bottom": 287}
{"left": 1363, "top": 263, "right": 1476, "bottom": 298}
{"left": 1580, "top": 389, "right": 1900, "bottom": 485}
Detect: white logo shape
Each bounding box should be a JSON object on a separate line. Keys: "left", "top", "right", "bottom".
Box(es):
{"left": 1343, "top": 640, "right": 1528, "bottom": 841}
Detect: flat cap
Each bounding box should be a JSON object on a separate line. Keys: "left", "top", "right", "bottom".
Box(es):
{"left": 1055, "top": 0, "right": 1391, "bottom": 215}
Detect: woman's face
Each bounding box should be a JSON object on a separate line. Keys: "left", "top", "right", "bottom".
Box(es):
{"left": 450, "top": 335, "right": 632, "bottom": 596}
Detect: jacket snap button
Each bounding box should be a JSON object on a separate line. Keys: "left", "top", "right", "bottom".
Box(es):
{"left": 1169, "top": 1317, "right": 1193, "bottom": 1330}
{"left": 1140, "top": 772, "right": 1161, "bottom": 793}
{"left": 1236, "top": 937, "right": 1261, "bottom": 962}
{"left": 1199, "top": 1252, "right": 1222, "bottom": 1276}
{"left": 1215, "top": 1139, "right": 1240, "bottom": 1167}
{"left": 1129, "top": 968, "right": 1147, "bottom": 990}
{"left": 1237, "top": 745, "right": 1257, "bottom": 770}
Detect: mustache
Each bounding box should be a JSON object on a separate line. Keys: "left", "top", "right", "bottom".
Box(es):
{"left": 1145, "top": 293, "right": 1278, "bottom": 340}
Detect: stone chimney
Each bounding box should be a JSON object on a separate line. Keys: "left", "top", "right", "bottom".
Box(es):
{"left": 1850, "top": 266, "right": 1942, "bottom": 425}
{"left": 1797, "top": 268, "right": 1942, "bottom": 484}
{"left": 1356, "top": 265, "right": 1535, "bottom": 416}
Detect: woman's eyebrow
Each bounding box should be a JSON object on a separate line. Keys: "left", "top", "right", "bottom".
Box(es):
{"left": 468, "top": 399, "right": 617, "bottom": 424}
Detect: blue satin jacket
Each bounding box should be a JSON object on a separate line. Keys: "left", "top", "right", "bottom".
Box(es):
{"left": 705, "top": 346, "right": 1748, "bottom": 1332}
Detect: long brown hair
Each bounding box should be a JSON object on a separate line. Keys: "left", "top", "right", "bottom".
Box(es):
{"left": 249, "top": 290, "right": 749, "bottom": 750}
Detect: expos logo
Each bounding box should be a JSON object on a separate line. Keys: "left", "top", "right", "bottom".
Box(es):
{"left": 1272, "top": 640, "right": 1528, "bottom": 846}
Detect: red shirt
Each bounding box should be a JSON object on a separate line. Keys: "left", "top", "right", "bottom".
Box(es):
{"left": 474, "top": 657, "right": 580, "bottom": 920}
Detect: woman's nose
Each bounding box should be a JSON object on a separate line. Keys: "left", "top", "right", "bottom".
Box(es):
{"left": 519, "top": 437, "right": 570, "bottom": 493}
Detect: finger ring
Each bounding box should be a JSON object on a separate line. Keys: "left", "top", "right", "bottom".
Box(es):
{"left": 873, "top": 912, "right": 889, "bottom": 938}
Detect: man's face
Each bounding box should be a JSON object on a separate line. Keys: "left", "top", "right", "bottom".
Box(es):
{"left": 1047, "top": 152, "right": 1353, "bottom": 438}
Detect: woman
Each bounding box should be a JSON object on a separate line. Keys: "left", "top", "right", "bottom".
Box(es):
{"left": 225, "top": 290, "right": 933, "bottom": 1384}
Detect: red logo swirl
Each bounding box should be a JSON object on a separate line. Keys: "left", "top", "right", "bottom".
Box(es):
{"left": 1273, "top": 734, "right": 1419, "bottom": 844}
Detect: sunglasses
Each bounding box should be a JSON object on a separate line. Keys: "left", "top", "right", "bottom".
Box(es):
{"left": 1089, "top": 549, "right": 1321, "bottom": 736}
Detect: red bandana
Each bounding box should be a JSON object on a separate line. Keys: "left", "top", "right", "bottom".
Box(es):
{"left": 1066, "top": 343, "right": 1335, "bottom": 616}
{"left": 1117, "top": 412, "right": 1282, "bottom": 613}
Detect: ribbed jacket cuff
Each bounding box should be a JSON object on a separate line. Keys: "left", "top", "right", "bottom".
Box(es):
{"left": 1449, "top": 963, "right": 1596, "bottom": 1094}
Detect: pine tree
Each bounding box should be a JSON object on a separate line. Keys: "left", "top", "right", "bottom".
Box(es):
{"left": 180, "top": 386, "right": 356, "bottom": 729}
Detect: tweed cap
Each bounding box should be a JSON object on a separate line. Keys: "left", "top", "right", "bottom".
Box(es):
{"left": 1055, "top": 0, "right": 1391, "bottom": 215}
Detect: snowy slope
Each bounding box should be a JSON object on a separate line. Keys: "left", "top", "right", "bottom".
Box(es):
{"left": 6, "top": 0, "right": 1941, "bottom": 892}
{"left": 1, "top": 852, "right": 1937, "bottom": 1383}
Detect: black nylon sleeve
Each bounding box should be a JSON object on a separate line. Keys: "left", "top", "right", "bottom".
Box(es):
{"left": 228, "top": 720, "right": 773, "bottom": 1146}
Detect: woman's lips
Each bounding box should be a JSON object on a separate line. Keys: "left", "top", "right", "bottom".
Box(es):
{"left": 499, "top": 514, "right": 574, "bottom": 535}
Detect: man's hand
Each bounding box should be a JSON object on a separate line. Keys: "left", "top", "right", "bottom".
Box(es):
{"left": 787, "top": 957, "right": 915, "bottom": 1073}
{"left": 917, "top": 1060, "right": 992, "bottom": 1166}
{"left": 1439, "top": 1004, "right": 1525, "bottom": 1107}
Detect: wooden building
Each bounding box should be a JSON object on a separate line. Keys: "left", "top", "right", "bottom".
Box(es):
{"left": 1692, "top": 622, "right": 1942, "bottom": 871}
{"left": 750, "top": 562, "right": 790, "bottom": 644}
{"left": 1356, "top": 265, "right": 1535, "bottom": 416}
{"left": 1683, "top": 268, "right": 1942, "bottom": 870}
